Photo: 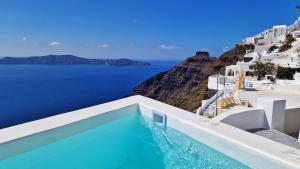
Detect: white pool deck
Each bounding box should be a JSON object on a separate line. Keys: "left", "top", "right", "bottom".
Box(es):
{"left": 1, "top": 95, "right": 300, "bottom": 168}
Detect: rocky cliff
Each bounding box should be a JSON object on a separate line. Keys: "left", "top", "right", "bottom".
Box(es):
{"left": 132, "top": 44, "right": 254, "bottom": 112}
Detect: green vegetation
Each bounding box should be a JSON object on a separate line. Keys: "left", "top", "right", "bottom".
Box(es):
{"left": 279, "top": 34, "right": 296, "bottom": 52}
{"left": 250, "top": 62, "right": 300, "bottom": 80}
{"left": 268, "top": 45, "right": 279, "bottom": 53}
{"left": 277, "top": 66, "right": 300, "bottom": 79}
{"left": 236, "top": 44, "right": 255, "bottom": 54}
{"left": 249, "top": 62, "right": 275, "bottom": 80}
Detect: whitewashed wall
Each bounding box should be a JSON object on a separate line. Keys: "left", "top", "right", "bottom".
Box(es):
{"left": 207, "top": 75, "right": 225, "bottom": 90}
{"left": 212, "top": 108, "right": 267, "bottom": 131}
{"left": 285, "top": 108, "right": 300, "bottom": 134}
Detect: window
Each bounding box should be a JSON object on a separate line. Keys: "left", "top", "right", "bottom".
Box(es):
{"left": 246, "top": 71, "right": 254, "bottom": 76}
{"left": 244, "top": 57, "right": 253, "bottom": 62}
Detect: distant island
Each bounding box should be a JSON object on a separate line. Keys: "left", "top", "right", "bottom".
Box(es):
{"left": 0, "top": 55, "right": 150, "bottom": 66}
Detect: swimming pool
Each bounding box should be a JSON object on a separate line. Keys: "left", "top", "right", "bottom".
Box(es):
{"left": 0, "top": 106, "right": 249, "bottom": 169}
{"left": 1, "top": 96, "right": 299, "bottom": 169}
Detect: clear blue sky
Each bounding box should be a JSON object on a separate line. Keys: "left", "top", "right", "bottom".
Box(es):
{"left": 0, "top": 0, "right": 299, "bottom": 60}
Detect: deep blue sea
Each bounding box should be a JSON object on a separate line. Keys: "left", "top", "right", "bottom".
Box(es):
{"left": 0, "top": 61, "right": 178, "bottom": 129}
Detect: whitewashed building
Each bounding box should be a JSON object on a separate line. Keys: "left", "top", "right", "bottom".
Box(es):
{"left": 273, "top": 25, "right": 288, "bottom": 37}
{"left": 289, "top": 16, "right": 300, "bottom": 31}
{"left": 292, "top": 30, "right": 300, "bottom": 38}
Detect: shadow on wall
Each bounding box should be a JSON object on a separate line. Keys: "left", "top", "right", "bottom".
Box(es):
{"left": 213, "top": 108, "right": 269, "bottom": 131}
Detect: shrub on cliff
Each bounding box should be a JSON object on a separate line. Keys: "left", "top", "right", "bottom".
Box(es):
{"left": 276, "top": 66, "right": 300, "bottom": 79}
{"left": 279, "top": 34, "right": 296, "bottom": 52}
{"left": 236, "top": 44, "right": 255, "bottom": 54}
{"left": 268, "top": 45, "right": 278, "bottom": 53}
{"left": 250, "top": 62, "right": 275, "bottom": 80}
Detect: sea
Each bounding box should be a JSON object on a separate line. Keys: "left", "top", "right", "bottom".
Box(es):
{"left": 0, "top": 61, "right": 178, "bottom": 129}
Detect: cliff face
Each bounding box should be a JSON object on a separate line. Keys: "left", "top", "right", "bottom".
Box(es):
{"left": 132, "top": 44, "right": 253, "bottom": 112}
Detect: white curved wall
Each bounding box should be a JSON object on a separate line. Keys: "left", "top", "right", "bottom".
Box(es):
{"left": 213, "top": 108, "right": 268, "bottom": 131}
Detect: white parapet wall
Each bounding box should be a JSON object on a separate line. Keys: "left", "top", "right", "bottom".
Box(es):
{"left": 216, "top": 94, "right": 300, "bottom": 136}
{"left": 257, "top": 97, "right": 286, "bottom": 133}
{"left": 285, "top": 107, "right": 300, "bottom": 134}
{"left": 214, "top": 97, "right": 287, "bottom": 133}
{"left": 212, "top": 107, "right": 267, "bottom": 131}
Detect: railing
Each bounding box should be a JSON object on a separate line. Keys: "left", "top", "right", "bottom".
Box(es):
{"left": 196, "top": 89, "right": 225, "bottom": 115}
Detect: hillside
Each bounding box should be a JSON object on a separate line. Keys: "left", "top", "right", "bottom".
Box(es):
{"left": 132, "top": 44, "right": 253, "bottom": 112}
{"left": 0, "top": 55, "right": 150, "bottom": 66}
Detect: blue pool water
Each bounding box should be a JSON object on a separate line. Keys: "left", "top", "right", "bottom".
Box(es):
{"left": 0, "top": 61, "right": 177, "bottom": 128}
{"left": 0, "top": 111, "right": 249, "bottom": 169}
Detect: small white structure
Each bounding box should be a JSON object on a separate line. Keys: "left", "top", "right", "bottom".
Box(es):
{"left": 225, "top": 65, "right": 239, "bottom": 78}
{"left": 294, "top": 72, "right": 300, "bottom": 81}
{"left": 213, "top": 97, "right": 287, "bottom": 133}
{"left": 290, "top": 16, "right": 300, "bottom": 31}
{"left": 272, "top": 25, "right": 288, "bottom": 38}
{"left": 207, "top": 75, "right": 226, "bottom": 90}
{"left": 292, "top": 30, "right": 300, "bottom": 38}
{"left": 257, "top": 97, "right": 286, "bottom": 133}
{"left": 263, "top": 29, "right": 273, "bottom": 41}
{"left": 254, "top": 25, "right": 288, "bottom": 46}
{"left": 224, "top": 54, "right": 256, "bottom": 81}
{"left": 243, "top": 37, "right": 255, "bottom": 44}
